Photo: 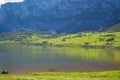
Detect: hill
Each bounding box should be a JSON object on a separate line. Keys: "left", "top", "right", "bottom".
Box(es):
{"left": 0, "top": 31, "right": 120, "bottom": 48}
{"left": 107, "top": 23, "right": 120, "bottom": 32}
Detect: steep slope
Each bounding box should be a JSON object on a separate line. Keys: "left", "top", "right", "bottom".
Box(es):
{"left": 0, "top": 0, "right": 120, "bottom": 33}
{"left": 107, "top": 23, "right": 120, "bottom": 32}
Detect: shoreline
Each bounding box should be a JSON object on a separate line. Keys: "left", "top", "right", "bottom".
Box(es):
{"left": 0, "top": 31, "right": 120, "bottom": 50}
{"left": 0, "top": 70, "right": 120, "bottom": 80}
{"left": 0, "top": 61, "right": 120, "bottom": 74}
{"left": 1, "top": 42, "right": 120, "bottom": 50}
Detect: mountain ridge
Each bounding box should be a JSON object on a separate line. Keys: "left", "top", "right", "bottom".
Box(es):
{"left": 0, "top": 0, "right": 120, "bottom": 33}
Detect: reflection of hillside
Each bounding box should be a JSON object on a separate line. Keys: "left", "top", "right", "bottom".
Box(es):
{"left": 0, "top": 44, "right": 120, "bottom": 65}
{"left": 62, "top": 47, "right": 120, "bottom": 64}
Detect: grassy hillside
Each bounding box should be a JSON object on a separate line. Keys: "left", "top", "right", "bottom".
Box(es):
{"left": 107, "top": 23, "right": 120, "bottom": 32}
{"left": 0, "top": 31, "right": 120, "bottom": 48}
{"left": 19, "top": 32, "right": 120, "bottom": 48}
{"left": 0, "top": 71, "right": 120, "bottom": 80}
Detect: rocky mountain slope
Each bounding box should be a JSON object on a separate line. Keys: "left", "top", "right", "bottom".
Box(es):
{"left": 0, "top": 0, "right": 120, "bottom": 33}
{"left": 107, "top": 23, "right": 120, "bottom": 32}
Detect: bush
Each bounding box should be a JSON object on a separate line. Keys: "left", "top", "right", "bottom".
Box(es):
{"left": 106, "top": 37, "right": 115, "bottom": 42}
{"left": 84, "top": 42, "right": 90, "bottom": 46}
{"left": 42, "top": 41, "right": 48, "bottom": 45}
{"left": 62, "top": 38, "right": 66, "bottom": 42}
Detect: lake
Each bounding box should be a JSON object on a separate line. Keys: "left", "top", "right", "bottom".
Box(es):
{"left": 0, "top": 44, "right": 120, "bottom": 74}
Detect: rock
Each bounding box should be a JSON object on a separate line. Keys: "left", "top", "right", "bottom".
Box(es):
{"left": 1, "top": 70, "right": 8, "bottom": 74}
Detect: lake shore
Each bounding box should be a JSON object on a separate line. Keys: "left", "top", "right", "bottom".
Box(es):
{"left": 1, "top": 64, "right": 120, "bottom": 74}
{"left": 1, "top": 32, "right": 120, "bottom": 50}
{"left": 0, "top": 32, "right": 120, "bottom": 80}
{"left": 0, "top": 40, "right": 120, "bottom": 50}
{"left": 0, "top": 44, "right": 120, "bottom": 74}
{"left": 0, "top": 70, "right": 120, "bottom": 80}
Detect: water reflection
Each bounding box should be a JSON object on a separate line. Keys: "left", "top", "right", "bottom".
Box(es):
{"left": 0, "top": 44, "right": 120, "bottom": 73}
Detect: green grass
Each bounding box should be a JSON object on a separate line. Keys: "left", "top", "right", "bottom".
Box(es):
{"left": 0, "top": 71, "right": 120, "bottom": 80}
{"left": 21, "top": 32, "right": 120, "bottom": 48}
{"left": 1, "top": 31, "right": 120, "bottom": 48}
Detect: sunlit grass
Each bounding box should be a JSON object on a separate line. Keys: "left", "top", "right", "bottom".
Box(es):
{"left": 0, "top": 71, "right": 120, "bottom": 80}
{"left": 0, "top": 32, "right": 120, "bottom": 48}
{"left": 21, "top": 32, "right": 120, "bottom": 48}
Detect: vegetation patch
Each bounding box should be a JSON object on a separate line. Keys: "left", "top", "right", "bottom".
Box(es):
{"left": 0, "top": 31, "right": 120, "bottom": 48}
{"left": 0, "top": 71, "right": 120, "bottom": 80}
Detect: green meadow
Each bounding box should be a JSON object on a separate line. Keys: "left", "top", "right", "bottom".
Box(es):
{"left": 0, "top": 71, "right": 120, "bottom": 80}
{"left": 20, "top": 32, "right": 120, "bottom": 48}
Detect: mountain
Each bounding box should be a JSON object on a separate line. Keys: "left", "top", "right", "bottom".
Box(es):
{"left": 107, "top": 23, "right": 120, "bottom": 32}
{"left": 0, "top": 0, "right": 120, "bottom": 33}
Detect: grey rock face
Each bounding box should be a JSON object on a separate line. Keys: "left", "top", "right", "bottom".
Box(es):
{"left": 0, "top": 0, "right": 120, "bottom": 33}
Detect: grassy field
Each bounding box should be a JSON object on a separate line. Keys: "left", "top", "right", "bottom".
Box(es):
{"left": 0, "top": 71, "right": 120, "bottom": 80}
{"left": 20, "top": 32, "right": 120, "bottom": 48}
{"left": 0, "top": 31, "right": 120, "bottom": 48}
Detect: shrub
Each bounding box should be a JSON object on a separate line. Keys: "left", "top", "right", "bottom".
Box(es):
{"left": 106, "top": 37, "right": 115, "bottom": 42}
{"left": 84, "top": 42, "right": 90, "bottom": 46}
{"left": 62, "top": 38, "right": 66, "bottom": 42}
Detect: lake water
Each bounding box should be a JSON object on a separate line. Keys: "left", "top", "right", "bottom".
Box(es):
{"left": 0, "top": 44, "right": 120, "bottom": 74}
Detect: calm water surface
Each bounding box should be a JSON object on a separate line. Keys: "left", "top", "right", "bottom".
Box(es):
{"left": 0, "top": 44, "right": 120, "bottom": 73}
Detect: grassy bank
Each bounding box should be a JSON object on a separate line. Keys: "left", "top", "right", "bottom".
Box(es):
{"left": 21, "top": 32, "right": 120, "bottom": 48}
{"left": 0, "top": 31, "right": 120, "bottom": 48}
{"left": 0, "top": 71, "right": 120, "bottom": 80}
